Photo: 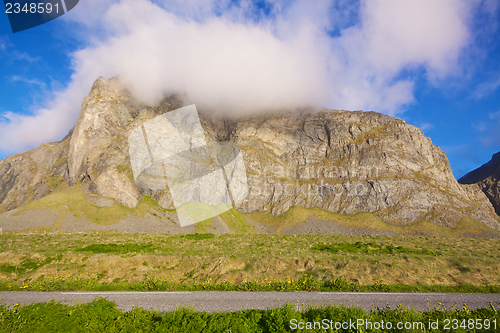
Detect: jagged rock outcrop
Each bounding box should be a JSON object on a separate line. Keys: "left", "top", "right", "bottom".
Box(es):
{"left": 0, "top": 76, "right": 499, "bottom": 231}
{"left": 66, "top": 77, "right": 183, "bottom": 209}
{"left": 459, "top": 152, "right": 500, "bottom": 215}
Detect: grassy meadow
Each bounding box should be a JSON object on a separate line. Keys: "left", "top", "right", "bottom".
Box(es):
{"left": 1, "top": 232, "right": 499, "bottom": 292}
{"left": 2, "top": 188, "right": 500, "bottom": 292}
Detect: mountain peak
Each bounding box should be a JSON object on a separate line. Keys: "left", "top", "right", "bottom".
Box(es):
{"left": 0, "top": 76, "right": 499, "bottom": 234}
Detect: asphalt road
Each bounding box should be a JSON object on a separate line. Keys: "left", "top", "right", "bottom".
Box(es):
{"left": 1, "top": 291, "right": 499, "bottom": 313}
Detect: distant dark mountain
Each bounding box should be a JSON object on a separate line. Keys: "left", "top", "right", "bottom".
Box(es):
{"left": 459, "top": 152, "right": 500, "bottom": 215}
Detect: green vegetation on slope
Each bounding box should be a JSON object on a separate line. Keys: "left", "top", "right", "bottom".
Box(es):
{"left": 6, "top": 182, "right": 498, "bottom": 238}
{"left": 246, "top": 206, "right": 500, "bottom": 237}
{"left": 220, "top": 207, "right": 256, "bottom": 234}
{"left": 14, "top": 185, "right": 166, "bottom": 225}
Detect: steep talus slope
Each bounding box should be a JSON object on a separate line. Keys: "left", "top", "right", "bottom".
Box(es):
{"left": 0, "top": 76, "right": 499, "bottom": 233}
{"left": 459, "top": 152, "right": 500, "bottom": 215}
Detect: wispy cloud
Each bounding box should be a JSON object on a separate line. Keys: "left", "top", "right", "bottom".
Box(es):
{"left": 10, "top": 75, "right": 46, "bottom": 88}
{"left": 0, "top": 36, "right": 40, "bottom": 63}
{"left": 419, "top": 123, "right": 434, "bottom": 132}
{"left": 471, "top": 75, "right": 500, "bottom": 100}
{"left": 10, "top": 51, "right": 40, "bottom": 63}
{"left": 476, "top": 110, "right": 500, "bottom": 148}
{"left": 0, "top": 0, "right": 488, "bottom": 155}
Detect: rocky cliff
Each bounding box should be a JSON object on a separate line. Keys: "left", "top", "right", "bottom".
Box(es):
{"left": 1, "top": 76, "right": 499, "bottom": 233}
{"left": 459, "top": 152, "right": 500, "bottom": 215}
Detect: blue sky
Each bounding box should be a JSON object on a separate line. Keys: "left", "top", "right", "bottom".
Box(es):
{"left": 0, "top": 0, "right": 499, "bottom": 179}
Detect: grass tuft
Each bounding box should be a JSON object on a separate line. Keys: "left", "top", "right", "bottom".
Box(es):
{"left": 312, "top": 241, "right": 437, "bottom": 256}
{"left": 76, "top": 243, "right": 156, "bottom": 254}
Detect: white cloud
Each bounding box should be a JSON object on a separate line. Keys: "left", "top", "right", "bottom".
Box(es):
{"left": 0, "top": 79, "right": 90, "bottom": 151}
{"left": 0, "top": 0, "right": 482, "bottom": 154}
{"left": 359, "top": 0, "right": 471, "bottom": 80}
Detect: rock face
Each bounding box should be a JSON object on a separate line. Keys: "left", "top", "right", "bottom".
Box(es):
{"left": 0, "top": 139, "right": 69, "bottom": 212}
{"left": 202, "top": 111, "right": 500, "bottom": 230}
{"left": 1, "top": 76, "right": 499, "bottom": 231}
{"left": 459, "top": 152, "right": 500, "bottom": 215}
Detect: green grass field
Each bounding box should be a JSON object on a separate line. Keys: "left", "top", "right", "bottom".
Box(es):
{"left": 1, "top": 233, "right": 499, "bottom": 292}
{"left": 0, "top": 297, "right": 499, "bottom": 332}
